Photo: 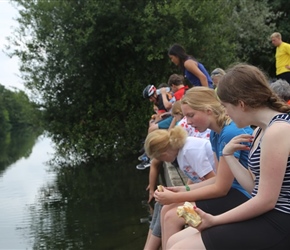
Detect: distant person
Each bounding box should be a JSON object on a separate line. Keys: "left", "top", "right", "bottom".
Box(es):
{"left": 167, "top": 74, "right": 189, "bottom": 102}
{"left": 210, "top": 68, "right": 226, "bottom": 90}
{"left": 142, "top": 84, "right": 173, "bottom": 133}
{"left": 168, "top": 44, "right": 213, "bottom": 88}
{"left": 270, "top": 32, "right": 290, "bottom": 83}
{"left": 137, "top": 84, "right": 173, "bottom": 170}
{"left": 270, "top": 78, "right": 290, "bottom": 104}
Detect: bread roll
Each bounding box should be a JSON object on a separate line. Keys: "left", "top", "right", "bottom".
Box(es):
{"left": 157, "top": 185, "right": 164, "bottom": 192}
{"left": 176, "top": 202, "right": 201, "bottom": 227}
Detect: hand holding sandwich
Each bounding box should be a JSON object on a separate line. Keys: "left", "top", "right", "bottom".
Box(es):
{"left": 154, "top": 186, "right": 177, "bottom": 205}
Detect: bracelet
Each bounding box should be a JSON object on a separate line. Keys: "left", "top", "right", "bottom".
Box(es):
{"left": 185, "top": 185, "right": 190, "bottom": 191}
{"left": 222, "top": 153, "right": 234, "bottom": 156}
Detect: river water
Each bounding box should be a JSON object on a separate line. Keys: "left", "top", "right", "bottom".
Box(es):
{"left": 0, "top": 135, "right": 150, "bottom": 249}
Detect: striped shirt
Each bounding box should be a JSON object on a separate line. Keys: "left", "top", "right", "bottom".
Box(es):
{"left": 249, "top": 113, "right": 290, "bottom": 214}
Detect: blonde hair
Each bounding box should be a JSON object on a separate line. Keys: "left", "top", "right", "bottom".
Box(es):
{"left": 270, "top": 32, "right": 281, "bottom": 39}
{"left": 171, "top": 100, "right": 183, "bottom": 116}
{"left": 181, "top": 87, "right": 231, "bottom": 128}
{"left": 144, "top": 126, "right": 187, "bottom": 159}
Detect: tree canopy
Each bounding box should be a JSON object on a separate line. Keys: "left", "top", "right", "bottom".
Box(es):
{"left": 7, "top": 0, "right": 286, "bottom": 162}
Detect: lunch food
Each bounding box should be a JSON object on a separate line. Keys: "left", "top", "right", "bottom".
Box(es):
{"left": 176, "top": 201, "right": 202, "bottom": 227}
{"left": 157, "top": 185, "right": 164, "bottom": 192}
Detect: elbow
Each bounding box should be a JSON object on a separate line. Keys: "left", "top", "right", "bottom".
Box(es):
{"left": 200, "top": 75, "right": 208, "bottom": 86}
{"left": 264, "top": 198, "right": 277, "bottom": 211}
{"left": 165, "top": 104, "right": 172, "bottom": 110}
{"left": 219, "top": 189, "right": 230, "bottom": 197}
{"left": 217, "top": 185, "right": 232, "bottom": 197}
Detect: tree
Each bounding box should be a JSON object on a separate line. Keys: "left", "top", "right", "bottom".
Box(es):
{"left": 7, "top": 0, "right": 277, "bottom": 162}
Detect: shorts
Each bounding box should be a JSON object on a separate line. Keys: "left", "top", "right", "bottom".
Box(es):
{"left": 196, "top": 187, "right": 249, "bottom": 215}
{"left": 202, "top": 209, "right": 290, "bottom": 249}
{"left": 157, "top": 116, "right": 173, "bottom": 129}
{"left": 149, "top": 202, "right": 163, "bottom": 237}
{"left": 200, "top": 189, "right": 290, "bottom": 249}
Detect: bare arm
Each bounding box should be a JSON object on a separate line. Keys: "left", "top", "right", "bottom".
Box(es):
{"left": 168, "top": 116, "right": 178, "bottom": 131}
{"left": 222, "top": 134, "right": 255, "bottom": 193}
{"left": 148, "top": 158, "right": 162, "bottom": 203}
{"left": 163, "top": 156, "right": 234, "bottom": 203}
{"left": 206, "top": 123, "right": 290, "bottom": 227}
{"left": 184, "top": 60, "right": 208, "bottom": 87}
{"left": 160, "top": 87, "right": 172, "bottom": 110}
{"left": 223, "top": 155, "right": 254, "bottom": 193}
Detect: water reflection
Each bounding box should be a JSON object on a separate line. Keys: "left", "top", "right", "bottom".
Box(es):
{"left": 29, "top": 158, "right": 149, "bottom": 249}
{"left": 0, "top": 134, "right": 55, "bottom": 249}
{"left": 0, "top": 130, "right": 150, "bottom": 249}
{"left": 0, "top": 128, "right": 41, "bottom": 174}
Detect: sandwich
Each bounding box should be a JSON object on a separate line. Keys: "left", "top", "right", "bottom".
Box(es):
{"left": 157, "top": 185, "right": 164, "bottom": 192}
{"left": 176, "top": 201, "right": 202, "bottom": 227}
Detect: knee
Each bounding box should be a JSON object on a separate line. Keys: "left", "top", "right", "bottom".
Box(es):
{"left": 164, "top": 208, "right": 178, "bottom": 222}
{"left": 161, "top": 204, "right": 169, "bottom": 217}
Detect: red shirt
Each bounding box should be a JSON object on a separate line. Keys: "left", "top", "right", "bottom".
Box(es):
{"left": 174, "top": 86, "right": 189, "bottom": 101}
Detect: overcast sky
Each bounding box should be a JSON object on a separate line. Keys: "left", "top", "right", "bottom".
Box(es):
{"left": 0, "top": 0, "right": 25, "bottom": 91}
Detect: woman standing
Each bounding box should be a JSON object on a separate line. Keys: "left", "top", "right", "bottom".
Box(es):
{"left": 168, "top": 44, "right": 213, "bottom": 88}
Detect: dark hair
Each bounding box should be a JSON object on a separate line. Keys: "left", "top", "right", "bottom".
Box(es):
{"left": 158, "top": 82, "right": 169, "bottom": 88}
{"left": 168, "top": 74, "right": 185, "bottom": 86}
{"left": 168, "top": 44, "right": 191, "bottom": 73}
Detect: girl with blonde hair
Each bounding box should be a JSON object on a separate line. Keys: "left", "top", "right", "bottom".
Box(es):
{"left": 154, "top": 87, "right": 253, "bottom": 248}
{"left": 143, "top": 125, "right": 215, "bottom": 250}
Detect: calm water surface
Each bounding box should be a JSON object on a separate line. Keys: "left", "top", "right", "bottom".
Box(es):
{"left": 0, "top": 135, "right": 149, "bottom": 249}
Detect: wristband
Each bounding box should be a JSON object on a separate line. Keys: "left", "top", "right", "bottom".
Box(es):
{"left": 185, "top": 185, "right": 190, "bottom": 191}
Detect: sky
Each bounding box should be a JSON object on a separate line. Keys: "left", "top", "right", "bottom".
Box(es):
{"left": 0, "top": 0, "right": 25, "bottom": 91}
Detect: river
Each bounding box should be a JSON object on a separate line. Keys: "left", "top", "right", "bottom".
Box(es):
{"left": 0, "top": 134, "right": 149, "bottom": 249}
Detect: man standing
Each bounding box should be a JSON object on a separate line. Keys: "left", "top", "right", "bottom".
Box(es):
{"left": 271, "top": 32, "right": 290, "bottom": 83}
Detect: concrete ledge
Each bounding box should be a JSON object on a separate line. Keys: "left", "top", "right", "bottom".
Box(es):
{"left": 162, "top": 162, "right": 187, "bottom": 187}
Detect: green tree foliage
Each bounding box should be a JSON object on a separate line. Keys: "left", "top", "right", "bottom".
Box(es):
{"left": 0, "top": 83, "right": 43, "bottom": 169}
{"left": 0, "top": 84, "right": 41, "bottom": 131}
{"left": 8, "top": 0, "right": 277, "bottom": 161}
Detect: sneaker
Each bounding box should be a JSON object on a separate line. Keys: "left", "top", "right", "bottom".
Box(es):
{"left": 136, "top": 161, "right": 151, "bottom": 170}
{"left": 138, "top": 152, "right": 149, "bottom": 162}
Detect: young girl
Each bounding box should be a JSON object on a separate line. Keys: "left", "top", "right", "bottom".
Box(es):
{"left": 169, "top": 100, "right": 210, "bottom": 138}
{"left": 143, "top": 126, "right": 216, "bottom": 250}
{"left": 168, "top": 44, "right": 213, "bottom": 88}
{"left": 168, "top": 64, "right": 290, "bottom": 249}
{"left": 155, "top": 87, "right": 253, "bottom": 248}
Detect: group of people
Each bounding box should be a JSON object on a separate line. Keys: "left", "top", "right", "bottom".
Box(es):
{"left": 137, "top": 38, "right": 290, "bottom": 250}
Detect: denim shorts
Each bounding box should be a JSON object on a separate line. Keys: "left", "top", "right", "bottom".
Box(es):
{"left": 149, "top": 202, "right": 163, "bottom": 237}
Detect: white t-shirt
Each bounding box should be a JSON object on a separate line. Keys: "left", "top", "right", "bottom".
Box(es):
{"left": 177, "top": 137, "right": 215, "bottom": 183}
{"left": 177, "top": 117, "right": 211, "bottom": 139}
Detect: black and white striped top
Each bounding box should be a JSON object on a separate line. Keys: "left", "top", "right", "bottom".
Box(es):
{"left": 249, "top": 113, "right": 290, "bottom": 214}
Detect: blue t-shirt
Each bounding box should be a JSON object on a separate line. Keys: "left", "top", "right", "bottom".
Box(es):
{"left": 210, "top": 121, "right": 253, "bottom": 198}
{"left": 185, "top": 60, "right": 213, "bottom": 88}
